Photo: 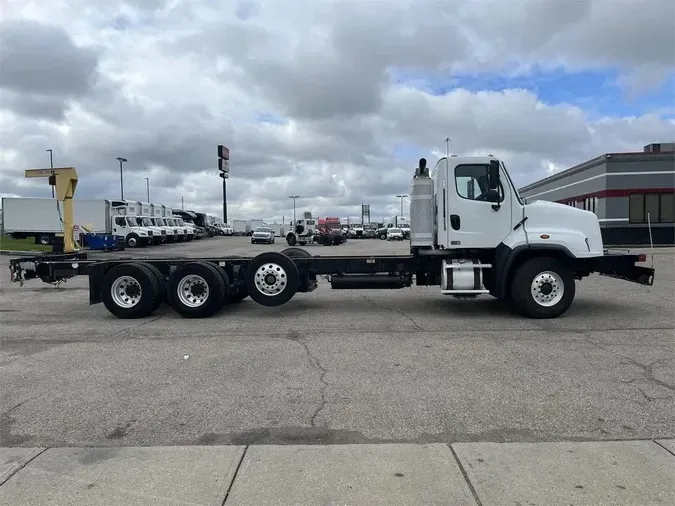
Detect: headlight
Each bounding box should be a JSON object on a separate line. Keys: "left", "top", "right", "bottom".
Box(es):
{"left": 139, "top": 232, "right": 148, "bottom": 236}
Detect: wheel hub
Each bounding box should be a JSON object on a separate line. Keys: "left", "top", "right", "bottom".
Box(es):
{"left": 254, "top": 263, "right": 287, "bottom": 296}
{"left": 111, "top": 276, "right": 142, "bottom": 308}
{"left": 531, "top": 271, "right": 564, "bottom": 307}
{"left": 177, "top": 274, "right": 210, "bottom": 307}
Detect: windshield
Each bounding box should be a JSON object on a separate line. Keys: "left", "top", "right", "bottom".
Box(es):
{"left": 400, "top": 223, "right": 410, "bottom": 229}
{"left": 126, "top": 218, "right": 138, "bottom": 227}
{"left": 176, "top": 218, "right": 185, "bottom": 226}
{"left": 389, "top": 228, "right": 401, "bottom": 233}
{"left": 156, "top": 218, "right": 166, "bottom": 226}
{"left": 141, "top": 217, "right": 154, "bottom": 226}
{"left": 223, "top": 223, "right": 230, "bottom": 228}
{"left": 255, "top": 227, "right": 271, "bottom": 233}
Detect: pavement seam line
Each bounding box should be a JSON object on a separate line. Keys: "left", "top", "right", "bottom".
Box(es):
{"left": 447, "top": 444, "right": 483, "bottom": 506}
{"left": 0, "top": 447, "right": 49, "bottom": 487}
{"left": 653, "top": 439, "right": 675, "bottom": 457}
{"left": 221, "top": 445, "right": 248, "bottom": 505}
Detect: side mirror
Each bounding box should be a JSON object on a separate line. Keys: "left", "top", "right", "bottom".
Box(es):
{"left": 488, "top": 159, "right": 500, "bottom": 190}
{"left": 484, "top": 189, "right": 500, "bottom": 203}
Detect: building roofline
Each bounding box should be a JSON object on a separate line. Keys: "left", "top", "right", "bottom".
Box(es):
{"left": 518, "top": 150, "right": 675, "bottom": 192}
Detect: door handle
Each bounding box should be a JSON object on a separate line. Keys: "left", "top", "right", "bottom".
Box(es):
{"left": 450, "top": 214, "right": 460, "bottom": 230}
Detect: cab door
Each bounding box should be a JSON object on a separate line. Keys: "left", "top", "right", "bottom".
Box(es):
{"left": 443, "top": 162, "right": 513, "bottom": 249}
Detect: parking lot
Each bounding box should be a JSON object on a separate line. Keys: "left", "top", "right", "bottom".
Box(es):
{"left": 1, "top": 237, "right": 673, "bottom": 448}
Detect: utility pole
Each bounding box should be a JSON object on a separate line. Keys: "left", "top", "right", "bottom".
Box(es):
{"left": 46, "top": 149, "right": 54, "bottom": 198}
{"left": 289, "top": 195, "right": 300, "bottom": 226}
{"left": 144, "top": 177, "right": 150, "bottom": 202}
{"left": 181, "top": 196, "right": 184, "bottom": 210}
{"left": 396, "top": 194, "right": 408, "bottom": 218}
{"left": 218, "top": 145, "right": 230, "bottom": 223}
{"left": 116, "top": 157, "right": 127, "bottom": 200}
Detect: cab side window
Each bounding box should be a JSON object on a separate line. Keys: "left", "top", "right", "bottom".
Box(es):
{"left": 115, "top": 217, "right": 126, "bottom": 226}
{"left": 454, "top": 164, "right": 504, "bottom": 202}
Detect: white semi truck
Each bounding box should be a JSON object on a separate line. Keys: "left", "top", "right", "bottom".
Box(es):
{"left": 1, "top": 197, "right": 155, "bottom": 248}
{"left": 9, "top": 156, "right": 654, "bottom": 321}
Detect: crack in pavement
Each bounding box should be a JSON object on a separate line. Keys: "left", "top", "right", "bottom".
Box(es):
{"left": 285, "top": 331, "right": 329, "bottom": 427}
{"left": 360, "top": 294, "right": 424, "bottom": 330}
{"left": 582, "top": 333, "right": 675, "bottom": 401}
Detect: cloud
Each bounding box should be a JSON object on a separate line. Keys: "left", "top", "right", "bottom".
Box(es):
{"left": 1, "top": 0, "right": 674, "bottom": 222}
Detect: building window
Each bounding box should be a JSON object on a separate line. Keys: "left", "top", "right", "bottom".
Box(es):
{"left": 629, "top": 194, "right": 645, "bottom": 223}
{"left": 660, "top": 193, "right": 674, "bottom": 223}
{"left": 645, "top": 194, "right": 660, "bottom": 223}
{"left": 628, "top": 192, "right": 675, "bottom": 224}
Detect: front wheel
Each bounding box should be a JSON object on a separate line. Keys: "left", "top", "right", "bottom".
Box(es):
{"left": 510, "top": 257, "right": 575, "bottom": 319}
{"left": 286, "top": 233, "right": 297, "bottom": 246}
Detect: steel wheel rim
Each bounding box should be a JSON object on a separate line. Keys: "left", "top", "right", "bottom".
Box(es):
{"left": 111, "top": 276, "right": 142, "bottom": 308}
{"left": 254, "top": 263, "right": 287, "bottom": 296}
{"left": 531, "top": 270, "right": 564, "bottom": 307}
{"left": 177, "top": 274, "right": 210, "bottom": 307}
{"left": 128, "top": 237, "right": 137, "bottom": 247}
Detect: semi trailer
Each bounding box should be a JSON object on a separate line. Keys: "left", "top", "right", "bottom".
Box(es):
{"left": 8, "top": 156, "right": 654, "bottom": 320}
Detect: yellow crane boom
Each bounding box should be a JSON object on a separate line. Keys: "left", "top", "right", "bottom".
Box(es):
{"left": 25, "top": 167, "right": 79, "bottom": 253}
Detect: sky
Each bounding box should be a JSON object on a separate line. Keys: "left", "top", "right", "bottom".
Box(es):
{"left": 1, "top": 0, "right": 674, "bottom": 223}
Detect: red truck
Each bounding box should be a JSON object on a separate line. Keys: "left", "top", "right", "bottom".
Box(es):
{"left": 317, "top": 217, "right": 345, "bottom": 245}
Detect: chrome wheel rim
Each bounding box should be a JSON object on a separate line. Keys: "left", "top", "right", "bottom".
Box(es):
{"left": 177, "top": 274, "right": 210, "bottom": 307}
{"left": 531, "top": 271, "right": 564, "bottom": 307}
{"left": 254, "top": 263, "right": 287, "bottom": 296}
{"left": 128, "top": 237, "right": 137, "bottom": 247}
{"left": 111, "top": 276, "right": 142, "bottom": 308}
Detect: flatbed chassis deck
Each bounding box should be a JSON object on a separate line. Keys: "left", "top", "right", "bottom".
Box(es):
{"left": 9, "top": 247, "right": 654, "bottom": 320}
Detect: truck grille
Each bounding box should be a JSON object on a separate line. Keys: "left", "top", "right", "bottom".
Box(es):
{"left": 161, "top": 230, "right": 166, "bottom": 235}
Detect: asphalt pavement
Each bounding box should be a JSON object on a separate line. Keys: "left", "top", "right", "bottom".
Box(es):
{"left": 1, "top": 237, "right": 673, "bottom": 503}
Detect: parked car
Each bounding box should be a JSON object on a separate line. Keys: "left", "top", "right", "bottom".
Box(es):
{"left": 251, "top": 226, "right": 275, "bottom": 244}
{"left": 399, "top": 223, "right": 410, "bottom": 239}
{"left": 387, "top": 227, "right": 404, "bottom": 241}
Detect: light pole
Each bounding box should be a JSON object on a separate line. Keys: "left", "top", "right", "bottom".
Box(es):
{"left": 181, "top": 196, "right": 184, "bottom": 210}
{"left": 144, "top": 177, "right": 150, "bottom": 202}
{"left": 289, "top": 195, "right": 300, "bottom": 226}
{"left": 116, "top": 157, "right": 127, "bottom": 200}
{"left": 46, "top": 149, "right": 54, "bottom": 198}
{"left": 396, "top": 194, "right": 408, "bottom": 217}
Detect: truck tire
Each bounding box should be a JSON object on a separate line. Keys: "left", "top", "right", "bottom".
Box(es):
{"left": 167, "top": 262, "right": 227, "bottom": 318}
{"left": 134, "top": 262, "right": 166, "bottom": 312}
{"left": 286, "top": 233, "right": 297, "bottom": 246}
{"left": 509, "top": 256, "right": 575, "bottom": 319}
{"left": 280, "top": 247, "right": 312, "bottom": 258}
{"left": 126, "top": 233, "right": 140, "bottom": 248}
{"left": 245, "top": 252, "right": 300, "bottom": 307}
{"left": 38, "top": 234, "right": 52, "bottom": 245}
{"left": 101, "top": 263, "right": 159, "bottom": 319}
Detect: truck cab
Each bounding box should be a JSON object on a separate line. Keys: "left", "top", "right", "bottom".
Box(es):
{"left": 427, "top": 156, "right": 603, "bottom": 255}
{"left": 110, "top": 201, "right": 155, "bottom": 247}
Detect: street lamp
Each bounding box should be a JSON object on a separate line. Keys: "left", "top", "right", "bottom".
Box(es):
{"left": 144, "top": 177, "right": 150, "bottom": 202}
{"left": 116, "top": 157, "right": 127, "bottom": 200}
{"left": 289, "top": 195, "right": 300, "bottom": 226}
{"left": 46, "top": 149, "right": 54, "bottom": 198}
{"left": 396, "top": 194, "right": 408, "bottom": 217}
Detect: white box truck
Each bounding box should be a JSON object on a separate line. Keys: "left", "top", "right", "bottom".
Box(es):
{"left": 246, "top": 219, "right": 264, "bottom": 236}
{"left": 232, "top": 220, "right": 247, "bottom": 236}
{"left": 1, "top": 197, "right": 155, "bottom": 247}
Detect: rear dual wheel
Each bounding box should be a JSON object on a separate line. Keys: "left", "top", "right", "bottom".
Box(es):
{"left": 167, "top": 262, "right": 228, "bottom": 318}
{"left": 101, "top": 263, "right": 162, "bottom": 319}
